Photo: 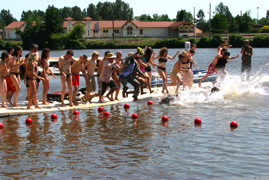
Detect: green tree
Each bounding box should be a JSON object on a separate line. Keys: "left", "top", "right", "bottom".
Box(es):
{"left": 44, "top": 5, "right": 64, "bottom": 49}
{"left": 234, "top": 12, "right": 252, "bottom": 33}
{"left": 211, "top": 13, "right": 229, "bottom": 34}
{"left": 16, "top": 18, "right": 46, "bottom": 49}
{"left": 176, "top": 10, "right": 192, "bottom": 22}
{"left": 59, "top": 7, "right": 72, "bottom": 20}
{"left": 135, "top": 14, "right": 148, "bottom": 21}
{"left": 87, "top": 4, "right": 97, "bottom": 20}
{"left": 20, "top": 10, "right": 45, "bottom": 21}
{"left": 71, "top": 6, "right": 84, "bottom": 21}
{"left": 0, "top": 9, "right": 17, "bottom": 26}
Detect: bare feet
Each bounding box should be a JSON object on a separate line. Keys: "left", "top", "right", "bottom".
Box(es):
{"left": 27, "top": 107, "right": 35, "bottom": 110}
{"left": 88, "top": 95, "right": 93, "bottom": 103}
{"left": 6, "top": 100, "right": 12, "bottom": 105}
{"left": 198, "top": 82, "right": 202, "bottom": 87}
{"left": 13, "top": 104, "right": 21, "bottom": 107}
{"left": 98, "top": 100, "right": 105, "bottom": 103}
{"left": 115, "top": 98, "right": 120, "bottom": 101}
{"left": 42, "top": 102, "right": 50, "bottom": 105}
{"left": 73, "top": 101, "right": 79, "bottom": 106}
{"left": 150, "top": 90, "right": 154, "bottom": 94}
{"left": 1, "top": 105, "right": 7, "bottom": 108}
{"left": 161, "top": 90, "right": 165, "bottom": 95}
{"left": 106, "top": 95, "right": 114, "bottom": 101}
{"left": 61, "top": 103, "right": 66, "bottom": 107}
{"left": 69, "top": 103, "right": 74, "bottom": 107}
{"left": 141, "top": 92, "right": 147, "bottom": 95}
{"left": 133, "top": 98, "right": 141, "bottom": 101}
{"left": 35, "top": 105, "right": 42, "bottom": 109}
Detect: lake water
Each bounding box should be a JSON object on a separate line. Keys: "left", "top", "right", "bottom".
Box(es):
{"left": 0, "top": 48, "right": 269, "bottom": 179}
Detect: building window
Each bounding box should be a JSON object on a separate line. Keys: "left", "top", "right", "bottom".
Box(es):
{"left": 7, "top": 32, "right": 10, "bottom": 38}
{"left": 114, "top": 30, "right": 119, "bottom": 34}
{"left": 127, "top": 26, "right": 133, "bottom": 35}
{"left": 4, "top": 32, "right": 6, "bottom": 37}
{"left": 93, "top": 30, "right": 97, "bottom": 33}
{"left": 88, "top": 30, "right": 90, "bottom": 36}
{"left": 139, "top": 29, "right": 143, "bottom": 35}
{"left": 103, "top": 30, "right": 108, "bottom": 33}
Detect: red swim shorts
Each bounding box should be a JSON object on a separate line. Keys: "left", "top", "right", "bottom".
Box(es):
{"left": 5, "top": 75, "right": 16, "bottom": 92}
{"left": 206, "top": 63, "right": 216, "bottom": 75}
{"left": 72, "top": 74, "right": 80, "bottom": 86}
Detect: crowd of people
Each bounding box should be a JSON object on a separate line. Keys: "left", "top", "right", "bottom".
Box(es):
{"left": 0, "top": 40, "right": 253, "bottom": 110}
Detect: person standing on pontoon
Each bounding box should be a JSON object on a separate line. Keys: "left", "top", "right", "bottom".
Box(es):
{"left": 241, "top": 39, "right": 253, "bottom": 80}
{"left": 0, "top": 52, "right": 9, "bottom": 108}
{"left": 58, "top": 49, "right": 80, "bottom": 107}
{"left": 70, "top": 55, "right": 86, "bottom": 105}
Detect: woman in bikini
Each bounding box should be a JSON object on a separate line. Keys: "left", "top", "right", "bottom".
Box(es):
{"left": 155, "top": 47, "right": 180, "bottom": 95}
{"left": 0, "top": 52, "right": 9, "bottom": 108}
{"left": 10, "top": 46, "right": 24, "bottom": 107}
{"left": 26, "top": 53, "right": 44, "bottom": 110}
{"left": 180, "top": 51, "right": 195, "bottom": 90}
{"left": 41, "top": 48, "right": 56, "bottom": 105}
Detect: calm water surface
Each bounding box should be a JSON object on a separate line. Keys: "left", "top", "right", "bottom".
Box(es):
{"left": 0, "top": 48, "right": 269, "bottom": 179}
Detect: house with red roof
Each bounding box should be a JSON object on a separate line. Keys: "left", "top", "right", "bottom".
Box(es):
{"left": 3, "top": 16, "right": 202, "bottom": 40}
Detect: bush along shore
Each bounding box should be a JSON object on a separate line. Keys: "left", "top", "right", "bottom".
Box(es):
{"left": 1, "top": 34, "right": 269, "bottom": 50}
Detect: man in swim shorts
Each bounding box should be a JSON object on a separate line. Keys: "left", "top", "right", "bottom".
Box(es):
{"left": 84, "top": 51, "right": 100, "bottom": 103}
{"left": 58, "top": 49, "right": 80, "bottom": 107}
{"left": 71, "top": 55, "right": 87, "bottom": 105}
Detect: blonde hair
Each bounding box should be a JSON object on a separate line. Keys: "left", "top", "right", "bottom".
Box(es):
{"left": 159, "top": 47, "right": 168, "bottom": 57}
{"left": 28, "top": 53, "right": 36, "bottom": 65}
{"left": 92, "top": 51, "right": 100, "bottom": 58}
{"left": 182, "top": 51, "right": 188, "bottom": 56}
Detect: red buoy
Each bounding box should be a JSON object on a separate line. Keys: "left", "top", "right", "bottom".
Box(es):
{"left": 194, "top": 118, "right": 202, "bottom": 124}
{"left": 147, "top": 101, "right": 153, "bottom": 105}
{"left": 73, "top": 110, "right": 79, "bottom": 115}
{"left": 104, "top": 111, "right": 110, "bottom": 117}
{"left": 51, "top": 114, "right": 57, "bottom": 119}
{"left": 132, "top": 113, "right": 139, "bottom": 119}
{"left": 162, "top": 116, "right": 169, "bottom": 121}
{"left": 230, "top": 121, "right": 238, "bottom": 128}
{"left": 124, "top": 103, "right": 130, "bottom": 109}
{"left": 98, "top": 106, "right": 104, "bottom": 113}
{"left": 26, "top": 118, "right": 33, "bottom": 124}
{"left": 0, "top": 123, "right": 4, "bottom": 129}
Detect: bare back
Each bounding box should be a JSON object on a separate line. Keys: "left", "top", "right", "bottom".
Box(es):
{"left": 86, "top": 59, "right": 96, "bottom": 76}
{"left": 71, "top": 61, "right": 83, "bottom": 75}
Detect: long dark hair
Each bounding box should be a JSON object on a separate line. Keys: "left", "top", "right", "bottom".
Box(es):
{"left": 41, "top": 48, "right": 50, "bottom": 60}
{"left": 1, "top": 52, "right": 9, "bottom": 61}
{"left": 145, "top": 48, "right": 153, "bottom": 62}
{"left": 12, "top": 46, "right": 23, "bottom": 57}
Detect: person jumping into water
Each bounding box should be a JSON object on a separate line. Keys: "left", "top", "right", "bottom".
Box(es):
{"left": 198, "top": 48, "right": 239, "bottom": 87}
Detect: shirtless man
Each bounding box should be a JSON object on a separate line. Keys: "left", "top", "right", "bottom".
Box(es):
{"left": 218, "top": 40, "right": 232, "bottom": 52}
{"left": 71, "top": 55, "right": 87, "bottom": 105}
{"left": 5, "top": 47, "right": 15, "bottom": 104}
{"left": 0, "top": 52, "right": 9, "bottom": 108}
{"left": 58, "top": 49, "right": 79, "bottom": 107}
{"left": 97, "top": 51, "right": 110, "bottom": 102}
{"left": 198, "top": 48, "right": 239, "bottom": 87}
{"left": 84, "top": 51, "right": 99, "bottom": 103}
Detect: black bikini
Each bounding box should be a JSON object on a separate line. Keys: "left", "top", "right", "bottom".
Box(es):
{"left": 158, "top": 58, "right": 168, "bottom": 72}
{"left": 10, "top": 72, "right": 20, "bottom": 76}
{"left": 181, "top": 59, "right": 191, "bottom": 69}
{"left": 66, "top": 73, "right": 71, "bottom": 79}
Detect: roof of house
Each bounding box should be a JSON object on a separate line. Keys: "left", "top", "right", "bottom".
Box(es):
{"left": 65, "top": 16, "right": 74, "bottom": 20}
{"left": 5, "top": 21, "right": 26, "bottom": 30}
{"left": 84, "top": 16, "right": 93, "bottom": 20}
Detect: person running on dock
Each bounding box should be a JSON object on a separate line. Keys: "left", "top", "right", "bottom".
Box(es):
{"left": 71, "top": 55, "right": 87, "bottom": 105}
{"left": 84, "top": 52, "right": 100, "bottom": 103}
{"left": 0, "top": 52, "right": 9, "bottom": 108}
{"left": 119, "top": 53, "right": 146, "bottom": 101}
{"left": 155, "top": 47, "right": 180, "bottom": 95}
{"left": 112, "top": 51, "right": 123, "bottom": 100}
{"left": 168, "top": 57, "right": 184, "bottom": 93}
{"left": 41, "top": 48, "right": 56, "bottom": 105}
{"left": 58, "top": 49, "right": 79, "bottom": 107}
{"left": 240, "top": 39, "right": 253, "bottom": 80}
{"left": 99, "top": 53, "right": 123, "bottom": 102}
{"left": 97, "top": 51, "right": 110, "bottom": 102}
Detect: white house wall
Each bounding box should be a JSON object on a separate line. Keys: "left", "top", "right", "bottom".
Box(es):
{"left": 140, "top": 27, "right": 169, "bottom": 37}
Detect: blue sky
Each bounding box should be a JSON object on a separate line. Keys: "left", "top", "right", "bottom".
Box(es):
{"left": 2, "top": 0, "right": 268, "bottom": 21}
